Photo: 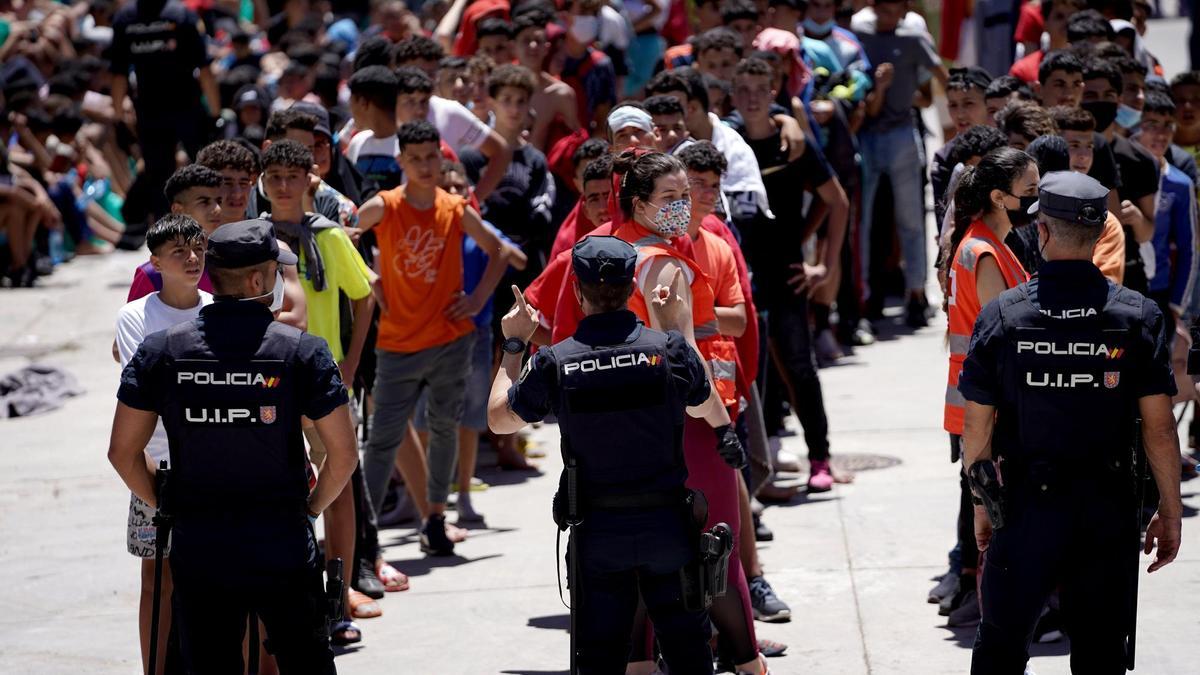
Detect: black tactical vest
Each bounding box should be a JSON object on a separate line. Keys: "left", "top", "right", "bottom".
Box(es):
{"left": 158, "top": 316, "right": 313, "bottom": 579}
{"left": 992, "top": 278, "right": 1146, "bottom": 467}
{"left": 549, "top": 324, "right": 687, "bottom": 500}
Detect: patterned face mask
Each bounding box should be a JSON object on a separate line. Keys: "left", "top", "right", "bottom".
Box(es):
{"left": 644, "top": 198, "right": 692, "bottom": 237}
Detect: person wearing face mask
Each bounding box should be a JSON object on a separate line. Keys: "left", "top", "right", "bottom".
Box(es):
{"left": 108, "top": 217, "right": 360, "bottom": 673}
{"left": 938, "top": 147, "right": 1038, "bottom": 628}
{"left": 961, "top": 171, "right": 1182, "bottom": 675}
{"left": 1082, "top": 59, "right": 1159, "bottom": 276}
{"left": 560, "top": 0, "right": 619, "bottom": 137}
{"left": 607, "top": 150, "right": 769, "bottom": 675}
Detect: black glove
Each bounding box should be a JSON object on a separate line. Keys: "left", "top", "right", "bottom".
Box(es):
{"left": 714, "top": 424, "right": 747, "bottom": 469}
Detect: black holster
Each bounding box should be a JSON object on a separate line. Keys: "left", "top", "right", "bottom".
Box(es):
{"left": 325, "top": 558, "right": 344, "bottom": 625}
{"left": 681, "top": 518, "right": 734, "bottom": 613}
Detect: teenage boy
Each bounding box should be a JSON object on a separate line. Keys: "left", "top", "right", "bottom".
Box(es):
{"left": 731, "top": 57, "right": 848, "bottom": 493}
{"left": 1170, "top": 71, "right": 1200, "bottom": 167}
{"left": 355, "top": 121, "right": 508, "bottom": 556}
{"left": 411, "top": 161, "right": 529, "bottom": 521}
{"left": 393, "top": 66, "right": 513, "bottom": 200}
{"left": 196, "top": 140, "right": 260, "bottom": 226}
{"left": 644, "top": 94, "right": 695, "bottom": 154}
{"left": 932, "top": 67, "right": 994, "bottom": 225}
{"left": 548, "top": 139, "right": 612, "bottom": 260}
{"left": 461, "top": 65, "right": 556, "bottom": 275}
{"left": 512, "top": 11, "right": 582, "bottom": 151}
{"left": 260, "top": 139, "right": 379, "bottom": 634}
{"left": 126, "top": 165, "right": 223, "bottom": 301}
{"left": 984, "top": 75, "right": 1035, "bottom": 120}
{"left": 346, "top": 66, "right": 404, "bottom": 190}
{"left": 1008, "top": 0, "right": 1084, "bottom": 83}
{"left": 114, "top": 214, "right": 212, "bottom": 675}
{"left": 476, "top": 17, "right": 515, "bottom": 64}
{"left": 1037, "top": 52, "right": 1122, "bottom": 208}
{"left": 607, "top": 102, "right": 659, "bottom": 153}
{"left": 250, "top": 109, "right": 357, "bottom": 228}
{"left": 560, "top": 0, "right": 619, "bottom": 135}
{"left": 854, "top": 0, "right": 948, "bottom": 326}
{"left": 1134, "top": 91, "right": 1198, "bottom": 330}
{"left": 693, "top": 27, "right": 744, "bottom": 84}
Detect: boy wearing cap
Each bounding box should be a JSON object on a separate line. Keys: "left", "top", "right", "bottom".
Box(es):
{"left": 356, "top": 120, "right": 508, "bottom": 556}
{"left": 607, "top": 102, "right": 659, "bottom": 153}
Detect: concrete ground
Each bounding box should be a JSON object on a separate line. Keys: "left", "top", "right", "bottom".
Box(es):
{"left": 3, "top": 15, "right": 1199, "bottom": 675}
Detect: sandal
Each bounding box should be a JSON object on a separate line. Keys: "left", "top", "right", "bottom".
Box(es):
{"left": 757, "top": 638, "right": 788, "bottom": 657}
{"left": 330, "top": 619, "right": 362, "bottom": 646}
{"left": 349, "top": 589, "right": 382, "bottom": 619}
{"left": 376, "top": 562, "right": 410, "bottom": 592}
{"left": 446, "top": 522, "right": 470, "bottom": 543}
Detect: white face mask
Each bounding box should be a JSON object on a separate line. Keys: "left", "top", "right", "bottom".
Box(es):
{"left": 241, "top": 270, "right": 285, "bottom": 312}
{"left": 570, "top": 15, "right": 599, "bottom": 44}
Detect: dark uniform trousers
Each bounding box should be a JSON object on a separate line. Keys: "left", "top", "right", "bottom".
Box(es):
{"left": 173, "top": 563, "right": 334, "bottom": 674}
{"left": 973, "top": 469, "right": 1137, "bottom": 675}
{"left": 573, "top": 509, "right": 712, "bottom": 675}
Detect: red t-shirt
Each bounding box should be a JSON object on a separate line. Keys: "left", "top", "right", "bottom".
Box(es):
{"left": 1014, "top": 1, "right": 1044, "bottom": 45}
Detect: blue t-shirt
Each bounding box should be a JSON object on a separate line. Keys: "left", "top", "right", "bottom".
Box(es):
{"left": 1151, "top": 164, "right": 1197, "bottom": 310}
{"left": 463, "top": 221, "right": 515, "bottom": 328}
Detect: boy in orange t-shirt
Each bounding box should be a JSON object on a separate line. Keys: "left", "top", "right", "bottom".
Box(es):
{"left": 356, "top": 120, "right": 507, "bottom": 556}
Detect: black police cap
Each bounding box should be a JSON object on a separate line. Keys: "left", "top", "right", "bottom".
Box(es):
{"left": 206, "top": 219, "right": 298, "bottom": 269}
{"left": 572, "top": 236, "right": 637, "bottom": 285}
{"left": 1028, "top": 171, "right": 1109, "bottom": 227}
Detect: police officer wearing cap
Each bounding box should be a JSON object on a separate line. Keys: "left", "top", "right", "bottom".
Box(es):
{"left": 109, "top": 219, "right": 359, "bottom": 673}
{"left": 488, "top": 236, "right": 719, "bottom": 674}
{"left": 959, "top": 173, "right": 1183, "bottom": 674}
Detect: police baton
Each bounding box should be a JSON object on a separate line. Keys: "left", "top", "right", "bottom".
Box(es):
{"left": 147, "top": 460, "right": 172, "bottom": 675}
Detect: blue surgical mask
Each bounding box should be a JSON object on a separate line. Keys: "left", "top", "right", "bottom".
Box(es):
{"left": 1116, "top": 103, "right": 1142, "bottom": 130}
{"left": 803, "top": 18, "right": 837, "bottom": 36}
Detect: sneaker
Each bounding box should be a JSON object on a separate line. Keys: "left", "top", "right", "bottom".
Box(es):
{"left": 807, "top": 459, "right": 834, "bottom": 493}
{"left": 774, "top": 448, "right": 801, "bottom": 473}
{"left": 852, "top": 319, "right": 876, "bottom": 346}
{"left": 814, "top": 329, "right": 844, "bottom": 366}
{"left": 352, "top": 557, "right": 385, "bottom": 599}
{"left": 928, "top": 571, "right": 958, "bottom": 604}
{"left": 947, "top": 590, "right": 980, "bottom": 627}
{"left": 420, "top": 514, "right": 455, "bottom": 556}
{"left": 748, "top": 575, "right": 792, "bottom": 622}
{"left": 753, "top": 513, "right": 774, "bottom": 542}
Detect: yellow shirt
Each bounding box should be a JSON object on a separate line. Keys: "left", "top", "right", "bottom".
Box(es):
{"left": 297, "top": 227, "right": 373, "bottom": 362}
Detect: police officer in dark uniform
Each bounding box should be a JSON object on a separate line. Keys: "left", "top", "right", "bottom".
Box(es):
{"left": 109, "top": 219, "right": 359, "bottom": 674}
{"left": 958, "top": 172, "right": 1183, "bottom": 675}
{"left": 488, "top": 236, "right": 720, "bottom": 674}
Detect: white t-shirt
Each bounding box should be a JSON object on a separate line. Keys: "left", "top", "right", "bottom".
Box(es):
{"left": 427, "top": 96, "right": 491, "bottom": 155}
{"left": 115, "top": 291, "right": 213, "bottom": 462}
{"left": 346, "top": 130, "right": 404, "bottom": 190}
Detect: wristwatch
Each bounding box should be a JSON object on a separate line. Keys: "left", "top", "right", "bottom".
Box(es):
{"left": 502, "top": 337, "right": 527, "bottom": 355}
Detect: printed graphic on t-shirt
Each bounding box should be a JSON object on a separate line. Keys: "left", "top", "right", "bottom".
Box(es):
{"left": 397, "top": 226, "right": 448, "bottom": 283}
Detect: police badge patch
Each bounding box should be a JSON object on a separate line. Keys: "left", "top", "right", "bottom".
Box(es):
{"left": 260, "top": 406, "right": 277, "bottom": 424}
{"left": 1104, "top": 372, "right": 1120, "bottom": 389}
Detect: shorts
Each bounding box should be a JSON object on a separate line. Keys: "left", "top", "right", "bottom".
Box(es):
{"left": 127, "top": 493, "right": 171, "bottom": 558}
{"left": 413, "top": 323, "right": 491, "bottom": 433}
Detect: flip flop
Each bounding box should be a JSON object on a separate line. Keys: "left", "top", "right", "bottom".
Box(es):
{"left": 330, "top": 619, "right": 362, "bottom": 646}
{"left": 445, "top": 522, "right": 470, "bottom": 543}
{"left": 349, "top": 589, "right": 382, "bottom": 619}
{"left": 376, "top": 563, "right": 410, "bottom": 592}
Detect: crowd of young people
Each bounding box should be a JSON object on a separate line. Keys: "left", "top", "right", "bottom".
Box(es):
{"left": 7, "top": 0, "right": 1200, "bottom": 671}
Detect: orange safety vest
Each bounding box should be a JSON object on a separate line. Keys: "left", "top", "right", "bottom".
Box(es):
{"left": 944, "top": 222, "right": 1029, "bottom": 434}
{"left": 614, "top": 221, "right": 741, "bottom": 411}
